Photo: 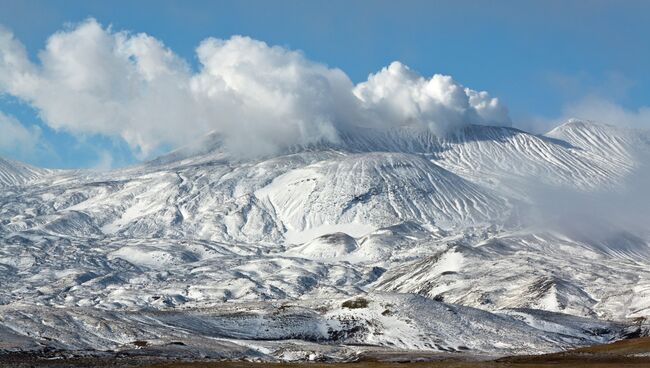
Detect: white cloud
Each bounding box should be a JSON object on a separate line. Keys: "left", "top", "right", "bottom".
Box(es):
{"left": 1, "top": 20, "right": 196, "bottom": 157}
{"left": 0, "top": 25, "right": 37, "bottom": 96}
{"left": 0, "top": 19, "right": 512, "bottom": 158}
{"left": 190, "top": 36, "right": 359, "bottom": 155}
{"left": 0, "top": 111, "right": 40, "bottom": 158}
{"left": 353, "top": 62, "right": 511, "bottom": 135}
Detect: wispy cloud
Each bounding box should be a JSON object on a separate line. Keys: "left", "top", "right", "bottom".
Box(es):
{"left": 517, "top": 70, "right": 650, "bottom": 134}
{"left": 0, "top": 111, "right": 41, "bottom": 159}
{"left": 564, "top": 96, "right": 650, "bottom": 128}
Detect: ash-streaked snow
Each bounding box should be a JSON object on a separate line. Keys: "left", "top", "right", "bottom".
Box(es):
{"left": 0, "top": 120, "right": 649, "bottom": 361}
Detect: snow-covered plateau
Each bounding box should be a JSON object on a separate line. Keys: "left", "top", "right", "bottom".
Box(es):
{"left": 0, "top": 120, "right": 649, "bottom": 361}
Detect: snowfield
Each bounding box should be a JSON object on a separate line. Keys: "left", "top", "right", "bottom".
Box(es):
{"left": 0, "top": 120, "right": 649, "bottom": 361}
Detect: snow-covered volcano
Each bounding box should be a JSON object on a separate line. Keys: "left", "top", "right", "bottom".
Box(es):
{"left": 0, "top": 120, "right": 649, "bottom": 360}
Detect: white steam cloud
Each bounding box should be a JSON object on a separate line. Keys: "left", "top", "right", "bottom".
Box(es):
{"left": 0, "top": 19, "right": 510, "bottom": 158}
{"left": 354, "top": 62, "right": 510, "bottom": 135}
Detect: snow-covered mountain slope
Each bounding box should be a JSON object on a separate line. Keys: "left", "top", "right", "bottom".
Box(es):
{"left": 148, "top": 121, "right": 638, "bottom": 197}
{"left": 338, "top": 124, "right": 633, "bottom": 196}
{"left": 256, "top": 152, "right": 511, "bottom": 232}
{"left": 547, "top": 119, "right": 650, "bottom": 162}
{"left": 0, "top": 157, "right": 53, "bottom": 187}
{"left": 0, "top": 120, "right": 649, "bottom": 359}
{"left": 373, "top": 231, "right": 650, "bottom": 320}
{"left": 0, "top": 150, "right": 511, "bottom": 244}
{"left": 0, "top": 294, "right": 631, "bottom": 359}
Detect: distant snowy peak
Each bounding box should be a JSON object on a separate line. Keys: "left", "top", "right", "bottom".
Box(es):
{"left": 0, "top": 156, "right": 52, "bottom": 187}
{"left": 433, "top": 123, "right": 632, "bottom": 192}
{"left": 547, "top": 119, "right": 650, "bottom": 160}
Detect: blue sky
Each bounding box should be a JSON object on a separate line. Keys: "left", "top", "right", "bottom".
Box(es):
{"left": 1, "top": 0, "right": 649, "bottom": 168}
